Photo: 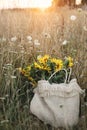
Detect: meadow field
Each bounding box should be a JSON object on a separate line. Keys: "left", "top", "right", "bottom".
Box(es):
{"left": 0, "top": 7, "right": 87, "bottom": 130}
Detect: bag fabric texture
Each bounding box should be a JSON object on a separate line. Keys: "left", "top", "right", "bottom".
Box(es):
{"left": 30, "top": 79, "right": 83, "bottom": 128}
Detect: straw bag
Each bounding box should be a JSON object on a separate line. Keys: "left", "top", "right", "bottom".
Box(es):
{"left": 30, "top": 69, "right": 83, "bottom": 128}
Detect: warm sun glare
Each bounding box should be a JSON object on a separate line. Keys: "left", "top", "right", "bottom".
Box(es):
{"left": 0, "top": 0, "right": 53, "bottom": 9}
{"left": 29, "top": 0, "right": 53, "bottom": 9}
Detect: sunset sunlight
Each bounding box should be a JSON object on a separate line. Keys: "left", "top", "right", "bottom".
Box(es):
{"left": 0, "top": 0, "right": 53, "bottom": 9}
{"left": 29, "top": 0, "right": 53, "bottom": 9}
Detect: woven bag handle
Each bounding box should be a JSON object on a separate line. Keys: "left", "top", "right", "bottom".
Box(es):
{"left": 48, "top": 68, "right": 72, "bottom": 84}
{"left": 67, "top": 68, "right": 72, "bottom": 83}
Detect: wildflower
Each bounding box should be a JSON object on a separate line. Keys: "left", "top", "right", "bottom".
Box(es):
{"left": 51, "top": 58, "right": 63, "bottom": 71}
{"left": 34, "top": 62, "right": 50, "bottom": 71}
{"left": 35, "top": 63, "right": 50, "bottom": 71}
{"left": 34, "top": 39, "right": 40, "bottom": 46}
{"left": 55, "top": 62, "right": 63, "bottom": 71}
{"left": 83, "top": 26, "right": 87, "bottom": 31}
{"left": 75, "top": 61, "right": 79, "bottom": 64}
{"left": 28, "top": 77, "right": 37, "bottom": 86}
{"left": 70, "top": 15, "right": 77, "bottom": 21}
{"left": 28, "top": 77, "right": 34, "bottom": 81}
{"left": 38, "top": 55, "right": 49, "bottom": 64}
{"left": 27, "top": 36, "right": 32, "bottom": 41}
{"left": 26, "top": 66, "right": 31, "bottom": 71}
{"left": 11, "top": 36, "right": 17, "bottom": 42}
{"left": 19, "top": 55, "right": 74, "bottom": 84}
{"left": 18, "top": 67, "right": 22, "bottom": 72}
{"left": 62, "top": 40, "right": 68, "bottom": 45}
{"left": 42, "top": 65, "right": 51, "bottom": 71}
{"left": 19, "top": 68, "right": 26, "bottom": 75}
{"left": 77, "top": 8, "right": 82, "bottom": 12}
{"left": 37, "top": 55, "right": 42, "bottom": 60}
{"left": 67, "top": 57, "right": 74, "bottom": 67}
{"left": 19, "top": 66, "right": 31, "bottom": 77}
{"left": 34, "top": 62, "right": 42, "bottom": 69}
{"left": 34, "top": 42, "right": 40, "bottom": 46}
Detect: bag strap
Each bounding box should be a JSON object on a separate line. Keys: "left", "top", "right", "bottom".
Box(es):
{"left": 48, "top": 68, "right": 72, "bottom": 84}
{"left": 67, "top": 68, "right": 72, "bottom": 83}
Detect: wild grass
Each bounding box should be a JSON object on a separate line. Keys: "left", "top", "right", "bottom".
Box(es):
{"left": 0, "top": 7, "right": 87, "bottom": 129}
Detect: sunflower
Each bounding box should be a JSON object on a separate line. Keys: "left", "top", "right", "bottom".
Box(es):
{"left": 50, "top": 58, "right": 63, "bottom": 71}
{"left": 38, "top": 55, "right": 49, "bottom": 64}
{"left": 67, "top": 57, "right": 73, "bottom": 67}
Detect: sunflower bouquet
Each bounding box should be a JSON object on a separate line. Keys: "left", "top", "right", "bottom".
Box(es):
{"left": 19, "top": 55, "right": 73, "bottom": 86}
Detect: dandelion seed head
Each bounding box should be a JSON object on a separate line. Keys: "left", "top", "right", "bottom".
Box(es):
{"left": 34, "top": 39, "right": 38, "bottom": 43}
{"left": 77, "top": 8, "right": 82, "bottom": 12}
{"left": 34, "top": 42, "right": 40, "bottom": 46}
{"left": 34, "top": 39, "right": 40, "bottom": 46}
{"left": 37, "top": 55, "right": 42, "bottom": 59}
{"left": 75, "top": 61, "right": 79, "bottom": 64}
{"left": 27, "top": 36, "right": 32, "bottom": 41}
{"left": 70, "top": 15, "right": 77, "bottom": 21}
{"left": 11, "top": 36, "right": 17, "bottom": 42}
{"left": 83, "top": 26, "right": 87, "bottom": 31}
{"left": 62, "top": 40, "right": 68, "bottom": 45}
